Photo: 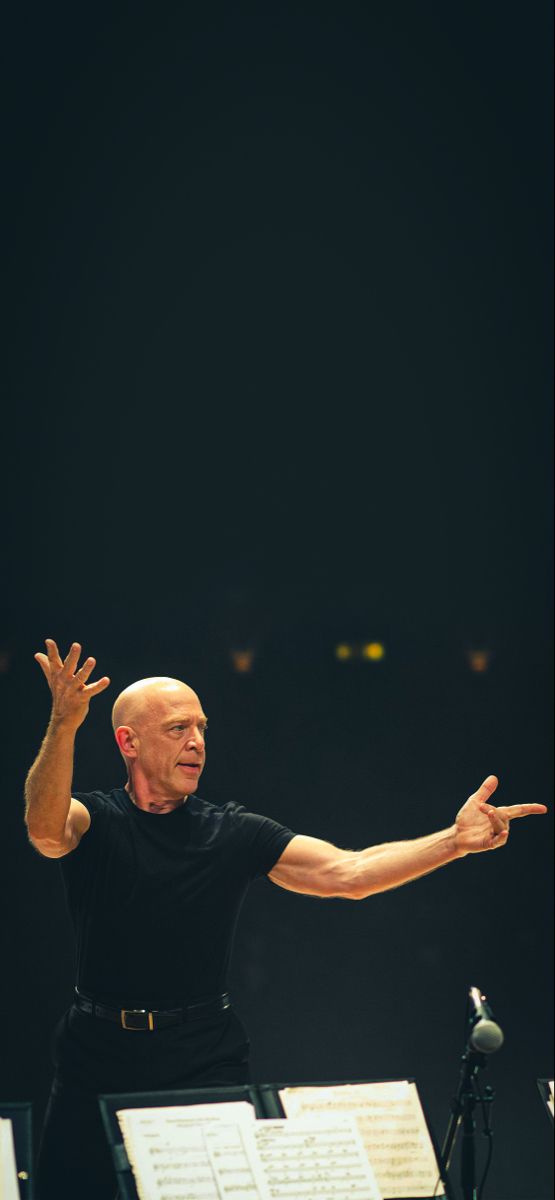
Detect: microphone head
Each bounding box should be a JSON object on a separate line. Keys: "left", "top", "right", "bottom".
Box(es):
{"left": 469, "top": 1019, "right": 504, "bottom": 1054}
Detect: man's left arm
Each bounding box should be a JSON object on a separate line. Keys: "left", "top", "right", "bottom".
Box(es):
{"left": 268, "top": 776, "right": 548, "bottom": 900}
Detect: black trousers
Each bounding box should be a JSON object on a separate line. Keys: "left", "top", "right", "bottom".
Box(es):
{"left": 36, "top": 1002, "right": 251, "bottom": 1200}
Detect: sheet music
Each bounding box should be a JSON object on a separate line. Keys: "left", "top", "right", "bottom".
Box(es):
{"left": 116, "top": 1105, "right": 382, "bottom": 1200}
{"left": 0, "top": 1119, "right": 20, "bottom": 1200}
{"left": 548, "top": 1081, "right": 554, "bottom": 1119}
{"left": 279, "top": 1081, "right": 444, "bottom": 1199}
{"left": 117, "top": 1102, "right": 263, "bottom": 1200}
{"left": 243, "top": 1115, "right": 382, "bottom": 1200}
{"left": 203, "top": 1123, "right": 270, "bottom": 1199}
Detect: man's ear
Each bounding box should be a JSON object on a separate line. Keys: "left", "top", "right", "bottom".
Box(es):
{"left": 115, "top": 726, "right": 138, "bottom": 759}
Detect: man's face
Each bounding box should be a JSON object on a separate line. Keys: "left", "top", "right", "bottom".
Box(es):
{"left": 132, "top": 685, "right": 207, "bottom": 801}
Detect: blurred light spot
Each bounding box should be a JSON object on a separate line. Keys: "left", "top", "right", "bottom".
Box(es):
{"left": 230, "top": 648, "right": 255, "bottom": 673}
{"left": 362, "top": 642, "right": 385, "bottom": 661}
{"left": 335, "top": 643, "right": 354, "bottom": 661}
{"left": 467, "top": 649, "right": 491, "bottom": 673}
{"left": 0, "top": 648, "right": 12, "bottom": 674}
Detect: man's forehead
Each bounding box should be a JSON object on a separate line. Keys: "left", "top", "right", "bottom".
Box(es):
{"left": 112, "top": 677, "right": 204, "bottom": 730}
{"left": 159, "top": 690, "right": 205, "bottom": 716}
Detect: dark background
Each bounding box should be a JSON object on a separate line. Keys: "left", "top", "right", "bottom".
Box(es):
{"left": 1, "top": 3, "right": 553, "bottom": 1197}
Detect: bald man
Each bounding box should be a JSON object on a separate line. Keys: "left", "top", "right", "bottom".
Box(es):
{"left": 25, "top": 640, "right": 546, "bottom": 1200}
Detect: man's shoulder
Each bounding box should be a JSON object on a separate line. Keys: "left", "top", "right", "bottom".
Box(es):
{"left": 192, "top": 794, "right": 293, "bottom": 835}
{"left": 189, "top": 794, "right": 244, "bottom": 820}
{"left": 192, "top": 794, "right": 296, "bottom": 877}
{"left": 191, "top": 794, "right": 261, "bottom": 819}
{"left": 72, "top": 787, "right": 129, "bottom": 818}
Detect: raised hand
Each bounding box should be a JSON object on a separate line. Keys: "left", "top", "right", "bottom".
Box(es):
{"left": 34, "top": 639, "right": 111, "bottom": 732}
{"left": 454, "top": 775, "right": 547, "bottom": 855}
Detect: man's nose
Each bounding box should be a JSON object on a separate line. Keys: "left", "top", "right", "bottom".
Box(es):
{"left": 187, "top": 728, "right": 205, "bottom": 751}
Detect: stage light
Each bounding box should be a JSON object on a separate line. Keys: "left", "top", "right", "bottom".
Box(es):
{"left": 0, "top": 648, "right": 12, "bottom": 674}
{"left": 335, "top": 643, "right": 354, "bottom": 661}
{"left": 361, "top": 642, "right": 385, "bottom": 661}
{"left": 467, "top": 649, "right": 491, "bottom": 673}
{"left": 230, "top": 649, "right": 255, "bottom": 673}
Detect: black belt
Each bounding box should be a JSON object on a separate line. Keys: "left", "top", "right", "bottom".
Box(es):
{"left": 74, "top": 987, "right": 231, "bottom": 1031}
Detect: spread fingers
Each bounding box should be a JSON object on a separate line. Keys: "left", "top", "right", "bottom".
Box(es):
{"left": 63, "top": 642, "right": 82, "bottom": 673}
{"left": 75, "top": 656, "right": 97, "bottom": 685}
{"left": 85, "top": 676, "right": 111, "bottom": 697}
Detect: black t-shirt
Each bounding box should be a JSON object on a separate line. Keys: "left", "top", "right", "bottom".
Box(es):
{"left": 61, "top": 788, "right": 296, "bottom": 1009}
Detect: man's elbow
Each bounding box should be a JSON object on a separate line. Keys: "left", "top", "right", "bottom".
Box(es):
{"left": 25, "top": 821, "right": 73, "bottom": 859}
{"left": 27, "top": 835, "right": 67, "bottom": 859}
{"left": 342, "top": 879, "right": 372, "bottom": 901}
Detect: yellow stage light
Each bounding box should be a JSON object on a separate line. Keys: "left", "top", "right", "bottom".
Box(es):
{"left": 467, "top": 649, "right": 491, "bottom": 673}
{"left": 362, "top": 642, "right": 385, "bottom": 661}
{"left": 335, "top": 643, "right": 354, "bottom": 661}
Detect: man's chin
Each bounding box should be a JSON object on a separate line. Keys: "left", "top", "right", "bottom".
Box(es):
{"left": 176, "top": 765, "right": 202, "bottom": 789}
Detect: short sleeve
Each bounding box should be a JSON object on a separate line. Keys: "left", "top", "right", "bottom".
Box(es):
{"left": 72, "top": 790, "right": 111, "bottom": 824}
{"left": 226, "top": 805, "right": 296, "bottom": 879}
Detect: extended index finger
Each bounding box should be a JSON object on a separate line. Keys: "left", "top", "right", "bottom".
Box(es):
{"left": 500, "top": 803, "right": 548, "bottom": 818}
{"left": 482, "top": 803, "right": 548, "bottom": 819}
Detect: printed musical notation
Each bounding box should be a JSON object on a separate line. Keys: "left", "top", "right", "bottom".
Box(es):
{"left": 279, "top": 1081, "right": 444, "bottom": 1199}
{"left": 245, "top": 1115, "right": 381, "bottom": 1199}
{"left": 117, "top": 1104, "right": 382, "bottom": 1200}
{"left": 116, "top": 1084, "right": 443, "bottom": 1200}
{"left": 117, "top": 1102, "right": 263, "bottom": 1200}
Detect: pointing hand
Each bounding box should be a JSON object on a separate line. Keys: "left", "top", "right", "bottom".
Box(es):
{"left": 454, "top": 775, "right": 547, "bottom": 855}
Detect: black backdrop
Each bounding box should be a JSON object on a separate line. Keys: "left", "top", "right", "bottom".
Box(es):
{"left": 2, "top": 3, "right": 553, "bottom": 1197}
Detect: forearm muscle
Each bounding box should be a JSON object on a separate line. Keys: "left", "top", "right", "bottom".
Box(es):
{"left": 25, "top": 720, "right": 76, "bottom": 842}
{"left": 352, "top": 826, "right": 461, "bottom": 898}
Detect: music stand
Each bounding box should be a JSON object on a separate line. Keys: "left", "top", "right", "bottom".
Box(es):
{"left": 98, "top": 1085, "right": 263, "bottom": 1200}
{"left": 0, "top": 1101, "right": 33, "bottom": 1200}
{"left": 258, "top": 1076, "right": 454, "bottom": 1200}
{"left": 536, "top": 1078, "right": 554, "bottom": 1125}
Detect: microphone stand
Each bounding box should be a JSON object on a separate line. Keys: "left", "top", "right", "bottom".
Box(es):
{"left": 439, "top": 1045, "right": 493, "bottom": 1200}
{"left": 438, "top": 988, "right": 498, "bottom": 1200}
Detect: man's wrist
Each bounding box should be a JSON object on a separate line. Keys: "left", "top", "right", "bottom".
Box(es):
{"left": 48, "top": 713, "right": 80, "bottom": 740}
{"left": 451, "top": 822, "right": 469, "bottom": 859}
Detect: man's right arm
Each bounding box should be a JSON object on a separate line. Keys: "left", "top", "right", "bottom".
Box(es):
{"left": 25, "top": 639, "right": 110, "bottom": 858}
{"left": 25, "top": 720, "right": 91, "bottom": 857}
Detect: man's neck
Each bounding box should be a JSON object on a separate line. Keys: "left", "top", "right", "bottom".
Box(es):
{"left": 125, "top": 780, "right": 187, "bottom": 815}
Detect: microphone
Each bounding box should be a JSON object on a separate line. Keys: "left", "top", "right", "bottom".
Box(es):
{"left": 467, "top": 985, "right": 504, "bottom": 1053}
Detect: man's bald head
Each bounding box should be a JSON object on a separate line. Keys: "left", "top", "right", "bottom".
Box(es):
{"left": 111, "top": 677, "right": 208, "bottom": 808}
{"left": 111, "top": 677, "right": 201, "bottom": 734}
